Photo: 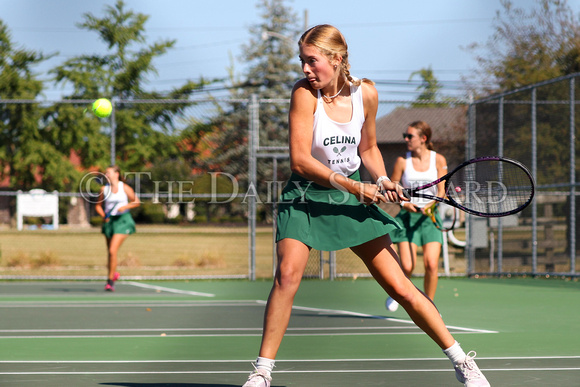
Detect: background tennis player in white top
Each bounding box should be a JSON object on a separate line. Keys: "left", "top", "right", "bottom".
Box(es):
{"left": 95, "top": 165, "right": 140, "bottom": 292}
{"left": 387, "top": 120, "right": 447, "bottom": 312}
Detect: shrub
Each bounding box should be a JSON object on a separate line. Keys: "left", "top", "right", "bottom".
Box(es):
{"left": 134, "top": 203, "right": 165, "bottom": 223}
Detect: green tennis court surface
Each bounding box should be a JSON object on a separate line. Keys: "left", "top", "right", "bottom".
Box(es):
{"left": 0, "top": 277, "right": 579, "bottom": 386}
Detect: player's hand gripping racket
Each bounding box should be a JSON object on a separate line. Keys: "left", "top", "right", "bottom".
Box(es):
{"left": 104, "top": 203, "right": 119, "bottom": 220}
{"left": 401, "top": 156, "right": 535, "bottom": 217}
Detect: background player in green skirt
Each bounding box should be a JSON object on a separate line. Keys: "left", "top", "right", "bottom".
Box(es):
{"left": 387, "top": 120, "right": 448, "bottom": 311}
{"left": 95, "top": 166, "right": 140, "bottom": 292}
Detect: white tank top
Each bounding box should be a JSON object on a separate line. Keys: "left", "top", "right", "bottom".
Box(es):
{"left": 311, "top": 81, "right": 365, "bottom": 175}
{"left": 400, "top": 151, "right": 438, "bottom": 208}
{"left": 103, "top": 182, "right": 129, "bottom": 216}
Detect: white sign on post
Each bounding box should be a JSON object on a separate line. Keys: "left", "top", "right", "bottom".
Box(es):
{"left": 16, "top": 189, "right": 59, "bottom": 231}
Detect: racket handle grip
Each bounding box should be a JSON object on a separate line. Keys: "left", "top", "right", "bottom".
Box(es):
{"left": 402, "top": 189, "right": 411, "bottom": 200}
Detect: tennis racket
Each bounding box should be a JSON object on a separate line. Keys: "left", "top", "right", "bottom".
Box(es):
{"left": 104, "top": 203, "right": 119, "bottom": 220}
{"left": 399, "top": 156, "right": 535, "bottom": 217}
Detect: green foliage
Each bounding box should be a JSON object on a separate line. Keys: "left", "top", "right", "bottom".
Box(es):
{"left": 239, "top": 0, "right": 302, "bottom": 150}
{"left": 1, "top": 2, "right": 216, "bottom": 193}
{"left": 142, "top": 159, "right": 195, "bottom": 204}
{"left": 466, "top": 0, "right": 580, "bottom": 193}
{"left": 90, "top": 216, "right": 104, "bottom": 227}
{"left": 0, "top": 0, "right": 298, "bottom": 221}
{"left": 0, "top": 21, "right": 76, "bottom": 191}
{"left": 49, "top": 0, "right": 208, "bottom": 173}
{"left": 192, "top": 172, "right": 236, "bottom": 199}
{"left": 149, "top": 159, "right": 193, "bottom": 185}
{"left": 134, "top": 202, "right": 165, "bottom": 223}
{"left": 206, "top": 0, "right": 301, "bottom": 197}
{"left": 240, "top": 0, "right": 302, "bottom": 99}
{"left": 0, "top": 21, "right": 47, "bottom": 99}
{"left": 468, "top": 0, "right": 580, "bottom": 94}
{"left": 409, "top": 66, "right": 442, "bottom": 105}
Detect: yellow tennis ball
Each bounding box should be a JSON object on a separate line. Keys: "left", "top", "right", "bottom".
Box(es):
{"left": 92, "top": 98, "right": 112, "bottom": 118}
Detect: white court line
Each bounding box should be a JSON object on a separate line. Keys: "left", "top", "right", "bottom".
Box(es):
{"left": 0, "top": 326, "right": 420, "bottom": 333}
{"left": 276, "top": 301, "right": 498, "bottom": 334}
{"left": 2, "top": 368, "right": 580, "bottom": 375}
{"left": 2, "top": 355, "right": 579, "bottom": 363}
{"left": 0, "top": 301, "right": 255, "bottom": 308}
{"left": 3, "top": 357, "right": 580, "bottom": 375}
{"left": 2, "top": 332, "right": 486, "bottom": 339}
{"left": 0, "top": 300, "right": 496, "bottom": 338}
{"left": 124, "top": 281, "right": 215, "bottom": 297}
{"left": 0, "top": 326, "right": 450, "bottom": 339}
{"left": 0, "top": 333, "right": 464, "bottom": 339}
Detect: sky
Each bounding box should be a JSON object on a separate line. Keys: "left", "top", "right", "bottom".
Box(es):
{"left": 0, "top": 0, "right": 562, "bottom": 100}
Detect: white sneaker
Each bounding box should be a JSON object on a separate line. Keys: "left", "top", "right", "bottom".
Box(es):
{"left": 385, "top": 297, "right": 399, "bottom": 311}
{"left": 242, "top": 366, "right": 271, "bottom": 387}
{"left": 454, "top": 351, "right": 490, "bottom": 386}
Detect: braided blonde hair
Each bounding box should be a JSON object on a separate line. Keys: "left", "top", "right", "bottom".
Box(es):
{"left": 298, "top": 24, "right": 374, "bottom": 86}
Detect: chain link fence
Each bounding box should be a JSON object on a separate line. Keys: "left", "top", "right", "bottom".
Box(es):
{"left": 0, "top": 97, "right": 254, "bottom": 279}
{"left": 2, "top": 80, "right": 578, "bottom": 280}
{"left": 252, "top": 98, "right": 470, "bottom": 279}
{"left": 467, "top": 74, "right": 579, "bottom": 277}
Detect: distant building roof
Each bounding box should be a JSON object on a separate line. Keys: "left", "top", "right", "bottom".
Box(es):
{"left": 376, "top": 106, "right": 467, "bottom": 144}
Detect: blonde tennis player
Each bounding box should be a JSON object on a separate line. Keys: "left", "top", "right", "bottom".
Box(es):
{"left": 242, "top": 25, "right": 489, "bottom": 387}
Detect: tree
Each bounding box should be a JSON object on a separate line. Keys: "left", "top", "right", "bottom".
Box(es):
{"left": 409, "top": 66, "right": 443, "bottom": 107}
{"left": 240, "top": 0, "right": 302, "bottom": 148}
{"left": 182, "top": 0, "right": 303, "bottom": 221}
{"left": 466, "top": 0, "right": 580, "bottom": 248}
{"left": 207, "top": 0, "right": 302, "bottom": 192}
{"left": 0, "top": 20, "right": 83, "bottom": 192}
{"left": 50, "top": 0, "right": 208, "bottom": 174}
{"left": 466, "top": 0, "right": 580, "bottom": 181}
{"left": 466, "top": 0, "right": 580, "bottom": 94}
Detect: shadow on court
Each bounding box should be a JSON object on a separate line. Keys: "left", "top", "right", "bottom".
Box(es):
{"left": 47, "top": 286, "right": 102, "bottom": 293}
{"left": 293, "top": 311, "right": 393, "bottom": 321}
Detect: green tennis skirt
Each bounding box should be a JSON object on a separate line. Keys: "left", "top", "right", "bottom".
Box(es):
{"left": 276, "top": 171, "right": 401, "bottom": 251}
{"left": 389, "top": 209, "right": 443, "bottom": 245}
{"left": 101, "top": 212, "right": 136, "bottom": 239}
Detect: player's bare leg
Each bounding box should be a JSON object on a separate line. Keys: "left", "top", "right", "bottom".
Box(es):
{"left": 398, "top": 241, "right": 417, "bottom": 278}
{"left": 423, "top": 241, "right": 442, "bottom": 300}
{"left": 386, "top": 241, "right": 417, "bottom": 311}
{"left": 243, "top": 238, "right": 310, "bottom": 386}
{"left": 352, "top": 235, "right": 454, "bottom": 348}
{"left": 258, "top": 238, "right": 310, "bottom": 359}
{"left": 104, "top": 234, "right": 127, "bottom": 291}
{"left": 353, "top": 235, "right": 490, "bottom": 386}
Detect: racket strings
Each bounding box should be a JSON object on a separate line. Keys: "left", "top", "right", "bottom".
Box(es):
{"left": 447, "top": 160, "right": 534, "bottom": 215}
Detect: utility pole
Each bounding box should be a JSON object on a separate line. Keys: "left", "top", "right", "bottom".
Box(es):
{"left": 303, "top": 9, "right": 308, "bottom": 31}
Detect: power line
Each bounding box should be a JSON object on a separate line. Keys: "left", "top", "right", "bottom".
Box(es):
{"left": 8, "top": 17, "right": 492, "bottom": 33}
{"left": 339, "top": 18, "right": 492, "bottom": 28}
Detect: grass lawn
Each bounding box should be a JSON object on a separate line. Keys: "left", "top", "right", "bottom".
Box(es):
{"left": 0, "top": 224, "right": 275, "bottom": 278}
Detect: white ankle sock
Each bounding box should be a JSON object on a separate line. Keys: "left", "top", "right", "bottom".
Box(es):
{"left": 443, "top": 341, "right": 466, "bottom": 365}
{"left": 255, "top": 356, "right": 275, "bottom": 375}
